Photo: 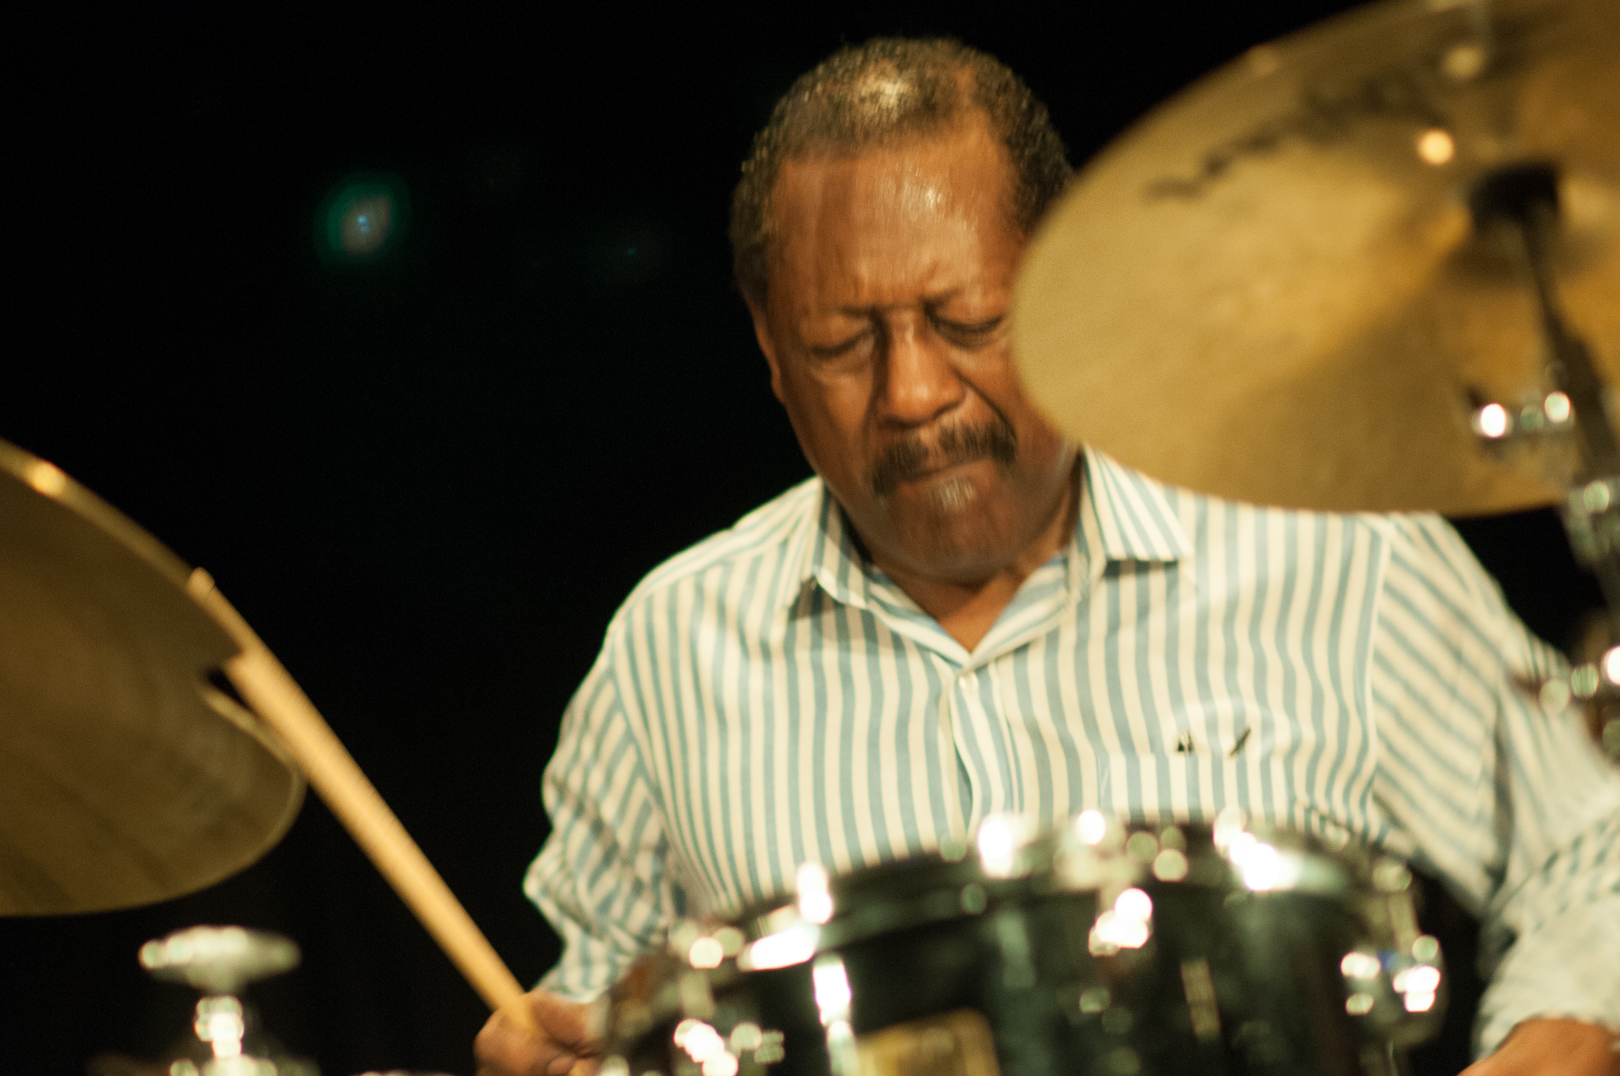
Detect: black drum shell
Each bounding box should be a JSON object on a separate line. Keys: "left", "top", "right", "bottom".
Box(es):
{"left": 605, "top": 819, "right": 1443, "bottom": 1076}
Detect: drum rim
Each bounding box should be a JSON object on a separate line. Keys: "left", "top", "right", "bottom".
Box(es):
{"left": 702, "top": 814, "right": 1401, "bottom": 966}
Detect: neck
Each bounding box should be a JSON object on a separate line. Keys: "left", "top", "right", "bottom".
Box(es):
{"left": 871, "top": 470, "right": 1079, "bottom": 653}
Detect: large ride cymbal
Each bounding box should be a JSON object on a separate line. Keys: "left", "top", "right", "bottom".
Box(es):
{"left": 1014, "top": 0, "right": 1620, "bottom": 514}
{"left": 0, "top": 440, "right": 302, "bottom": 915}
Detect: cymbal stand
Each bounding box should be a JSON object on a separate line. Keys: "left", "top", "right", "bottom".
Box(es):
{"left": 1469, "top": 163, "right": 1620, "bottom": 760}
{"left": 138, "top": 926, "right": 316, "bottom": 1076}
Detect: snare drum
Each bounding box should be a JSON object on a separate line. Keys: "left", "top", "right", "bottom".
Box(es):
{"left": 602, "top": 810, "right": 1443, "bottom": 1076}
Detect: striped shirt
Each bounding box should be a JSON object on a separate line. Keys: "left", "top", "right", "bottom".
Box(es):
{"left": 525, "top": 452, "right": 1620, "bottom": 1055}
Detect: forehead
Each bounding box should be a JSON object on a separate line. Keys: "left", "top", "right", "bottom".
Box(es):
{"left": 765, "top": 120, "right": 1019, "bottom": 309}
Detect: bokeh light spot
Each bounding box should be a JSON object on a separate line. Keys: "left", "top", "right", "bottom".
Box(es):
{"left": 317, "top": 174, "right": 408, "bottom": 264}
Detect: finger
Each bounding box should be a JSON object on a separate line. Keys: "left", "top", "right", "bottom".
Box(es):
{"left": 582, "top": 997, "right": 610, "bottom": 1046}
{"left": 528, "top": 992, "right": 603, "bottom": 1056}
{"left": 475, "top": 1005, "right": 572, "bottom": 1076}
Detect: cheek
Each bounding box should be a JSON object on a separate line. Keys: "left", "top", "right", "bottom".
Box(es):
{"left": 780, "top": 378, "right": 867, "bottom": 478}
{"left": 999, "top": 387, "right": 1068, "bottom": 465}
{"left": 959, "top": 343, "right": 1026, "bottom": 403}
{"left": 785, "top": 366, "right": 872, "bottom": 436}
{"left": 1018, "top": 409, "right": 1067, "bottom": 460}
{"left": 970, "top": 355, "right": 1044, "bottom": 433}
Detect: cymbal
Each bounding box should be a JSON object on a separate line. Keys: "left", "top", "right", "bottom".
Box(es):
{"left": 0, "top": 440, "right": 302, "bottom": 915}
{"left": 1013, "top": 0, "right": 1620, "bottom": 514}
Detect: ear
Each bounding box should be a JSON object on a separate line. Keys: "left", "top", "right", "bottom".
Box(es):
{"left": 747, "top": 297, "right": 786, "bottom": 405}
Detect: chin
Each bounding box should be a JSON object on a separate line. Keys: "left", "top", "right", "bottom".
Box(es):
{"left": 895, "top": 501, "right": 1025, "bottom": 580}
{"left": 907, "top": 542, "right": 1022, "bottom": 585}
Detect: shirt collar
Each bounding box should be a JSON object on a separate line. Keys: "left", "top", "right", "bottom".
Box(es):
{"left": 773, "top": 480, "right": 864, "bottom": 610}
{"left": 802, "top": 484, "right": 874, "bottom": 610}
{"left": 1081, "top": 450, "right": 1191, "bottom": 564}
{"left": 776, "top": 450, "right": 1191, "bottom": 611}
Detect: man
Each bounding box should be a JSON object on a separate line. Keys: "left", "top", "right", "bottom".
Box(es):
{"left": 478, "top": 38, "right": 1620, "bottom": 1076}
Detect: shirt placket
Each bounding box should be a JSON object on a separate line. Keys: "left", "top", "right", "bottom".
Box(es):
{"left": 960, "top": 578, "right": 1083, "bottom": 830}
{"left": 837, "top": 555, "right": 1080, "bottom": 847}
{"left": 948, "top": 662, "right": 997, "bottom": 834}
{"left": 934, "top": 664, "right": 972, "bottom": 851}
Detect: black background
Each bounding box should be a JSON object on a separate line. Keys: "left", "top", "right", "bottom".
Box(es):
{"left": 0, "top": 3, "right": 1604, "bottom": 1074}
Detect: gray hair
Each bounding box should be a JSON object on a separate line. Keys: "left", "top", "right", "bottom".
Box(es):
{"left": 729, "top": 37, "right": 1072, "bottom": 308}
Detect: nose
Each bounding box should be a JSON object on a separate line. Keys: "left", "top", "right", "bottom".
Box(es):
{"left": 876, "top": 318, "right": 965, "bottom": 427}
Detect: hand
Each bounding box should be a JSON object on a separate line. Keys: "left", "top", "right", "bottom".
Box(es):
{"left": 1462, "top": 1019, "right": 1620, "bottom": 1076}
{"left": 474, "top": 987, "right": 605, "bottom": 1076}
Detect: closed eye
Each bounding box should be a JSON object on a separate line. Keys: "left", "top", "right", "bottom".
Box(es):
{"left": 931, "top": 314, "right": 1004, "bottom": 347}
{"left": 807, "top": 330, "right": 872, "bottom": 360}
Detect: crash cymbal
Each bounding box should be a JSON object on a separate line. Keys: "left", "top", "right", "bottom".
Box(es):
{"left": 1014, "top": 0, "right": 1620, "bottom": 514}
{"left": 0, "top": 440, "right": 302, "bottom": 915}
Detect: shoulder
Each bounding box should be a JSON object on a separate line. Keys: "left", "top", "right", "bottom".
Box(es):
{"left": 569, "top": 477, "right": 821, "bottom": 705}
{"left": 1354, "top": 512, "right": 1560, "bottom": 676}
{"left": 1358, "top": 512, "right": 1505, "bottom": 613}
{"left": 609, "top": 475, "right": 821, "bottom": 625}
{"left": 1163, "top": 485, "right": 1497, "bottom": 620}
{"left": 1156, "top": 475, "right": 1396, "bottom": 569}
{"left": 1163, "top": 481, "right": 1467, "bottom": 577}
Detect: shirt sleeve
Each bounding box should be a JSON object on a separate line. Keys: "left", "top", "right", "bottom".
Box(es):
{"left": 1367, "top": 515, "right": 1620, "bottom": 1057}
{"left": 523, "top": 622, "right": 681, "bottom": 1001}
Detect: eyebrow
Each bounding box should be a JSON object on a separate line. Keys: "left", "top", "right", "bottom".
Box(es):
{"left": 824, "top": 289, "right": 969, "bottom": 317}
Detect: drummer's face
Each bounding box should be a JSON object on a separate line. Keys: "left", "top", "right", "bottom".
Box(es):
{"left": 750, "top": 116, "right": 1074, "bottom": 584}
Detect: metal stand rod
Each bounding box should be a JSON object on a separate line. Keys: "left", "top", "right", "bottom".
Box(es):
{"left": 1519, "top": 209, "right": 1620, "bottom": 478}
{"left": 1473, "top": 165, "right": 1620, "bottom": 639}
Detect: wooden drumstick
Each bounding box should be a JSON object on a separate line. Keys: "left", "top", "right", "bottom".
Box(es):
{"left": 187, "top": 569, "right": 537, "bottom": 1033}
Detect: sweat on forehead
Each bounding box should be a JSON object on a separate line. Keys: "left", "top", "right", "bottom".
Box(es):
{"left": 772, "top": 50, "right": 972, "bottom": 148}
{"left": 729, "top": 37, "right": 1072, "bottom": 309}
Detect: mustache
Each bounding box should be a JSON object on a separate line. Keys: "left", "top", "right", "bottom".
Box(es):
{"left": 869, "top": 419, "right": 1018, "bottom": 497}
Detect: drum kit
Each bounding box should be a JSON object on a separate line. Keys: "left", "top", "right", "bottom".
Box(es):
{"left": 3, "top": 0, "right": 1617, "bottom": 1073}
{"left": 605, "top": 814, "right": 1443, "bottom": 1076}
